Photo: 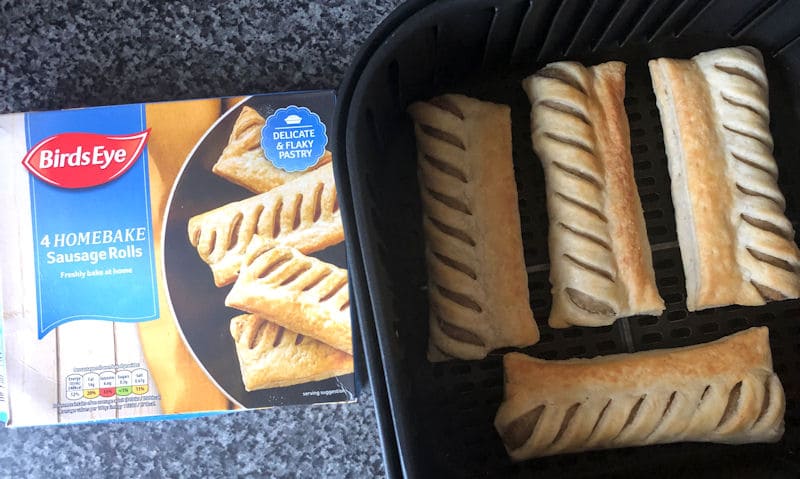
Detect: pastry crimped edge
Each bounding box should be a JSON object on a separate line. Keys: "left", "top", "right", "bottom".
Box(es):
{"left": 212, "top": 106, "right": 332, "bottom": 193}
{"left": 649, "top": 46, "right": 800, "bottom": 310}
{"left": 230, "top": 314, "right": 353, "bottom": 391}
{"left": 524, "top": 61, "right": 664, "bottom": 328}
{"left": 225, "top": 238, "right": 352, "bottom": 354}
{"left": 494, "top": 327, "right": 784, "bottom": 461}
{"left": 408, "top": 94, "right": 539, "bottom": 361}
{"left": 188, "top": 162, "right": 344, "bottom": 286}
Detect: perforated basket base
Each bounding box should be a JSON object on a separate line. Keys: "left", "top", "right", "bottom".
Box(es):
{"left": 337, "top": 1, "right": 800, "bottom": 477}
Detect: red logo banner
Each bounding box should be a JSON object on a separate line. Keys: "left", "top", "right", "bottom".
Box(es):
{"left": 22, "top": 130, "right": 151, "bottom": 189}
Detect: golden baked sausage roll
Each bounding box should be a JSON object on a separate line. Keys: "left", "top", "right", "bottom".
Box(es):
{"left": 524, "top": 61, "right": 664, "bottom": 328}
{"left": 408, "top": 94, "right": 539, "bottom": 361}
{"left": 230, "top": 314, "right": 353, "bottom": 391}
{"left": 495, "top": 327, "right": 784, "bottom": 461}
{"left": 213, "top": 106, "right": 332, "bottom": 193}
{"left": 188, "top": 163, "right": 344, "bottom": 286}
{"left": 650, "top": 46, "right": 800, "bottom": 311}
{"left": 226, "top": 239, "right": 352, "bottom": 354}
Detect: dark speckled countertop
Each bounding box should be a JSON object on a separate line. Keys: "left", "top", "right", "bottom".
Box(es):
{"left": 0, "top": 1, "right": 402, "bottom": 477}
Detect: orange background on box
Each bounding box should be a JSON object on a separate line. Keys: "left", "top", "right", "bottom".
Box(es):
{"left": 138, "top": 98, "right": 245, "bottom": 413}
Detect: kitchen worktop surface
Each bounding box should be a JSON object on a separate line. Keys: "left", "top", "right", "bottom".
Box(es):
{"left": 0, "top": 1, "right": 402, "bottom": 477}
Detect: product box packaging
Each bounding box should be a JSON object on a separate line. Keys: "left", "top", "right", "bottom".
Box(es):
{"left": 0, "top": 92, "right": 357, "bottom": 427}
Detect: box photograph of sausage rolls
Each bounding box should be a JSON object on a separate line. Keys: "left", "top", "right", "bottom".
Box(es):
{"left": 0, "top": 91, "right": 357, "bottom": 427}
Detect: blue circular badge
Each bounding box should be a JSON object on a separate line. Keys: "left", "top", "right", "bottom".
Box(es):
{"left": 261, "top": 105, "right": 328, "bottom": 172}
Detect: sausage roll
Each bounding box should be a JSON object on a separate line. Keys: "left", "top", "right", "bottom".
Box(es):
{"left": 649, "top": 46, "right": 800, "bottom": 310}
{"left": 524, "top": 61, "right": 664, "bottom": 328}
{"left": 408, "top": 94, "right": 539, "bottom": 361}
{"left": 495, "top": 327, "right": 784, "bottom": 460}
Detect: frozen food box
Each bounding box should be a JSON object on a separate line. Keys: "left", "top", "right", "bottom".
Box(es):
{"left": 0, "top": 91, "right": 357, "bottom": 426}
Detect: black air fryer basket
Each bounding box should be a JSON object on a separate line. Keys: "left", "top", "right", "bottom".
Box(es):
{"left": 333, "top": 0, "right": 800, "bottom": 477}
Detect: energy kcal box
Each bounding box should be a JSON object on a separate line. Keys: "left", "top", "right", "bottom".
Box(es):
{"left": 0, "top": 92, "right": 357, "bottom": 426}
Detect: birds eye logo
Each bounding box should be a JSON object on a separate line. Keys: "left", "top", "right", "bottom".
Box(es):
{"left": 22, "top": 130, "right": 151, "bottom": 189}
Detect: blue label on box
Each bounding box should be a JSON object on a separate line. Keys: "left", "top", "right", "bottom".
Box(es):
{"left": 25, "top": 104, "right": 158, "bottom": 339}
{"left": 261, "top": 105, "right": 328, "bottom": 172}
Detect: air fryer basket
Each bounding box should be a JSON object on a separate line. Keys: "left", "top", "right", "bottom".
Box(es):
{"left": 336, "top": 0, "right": 800, "bottom": 477}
